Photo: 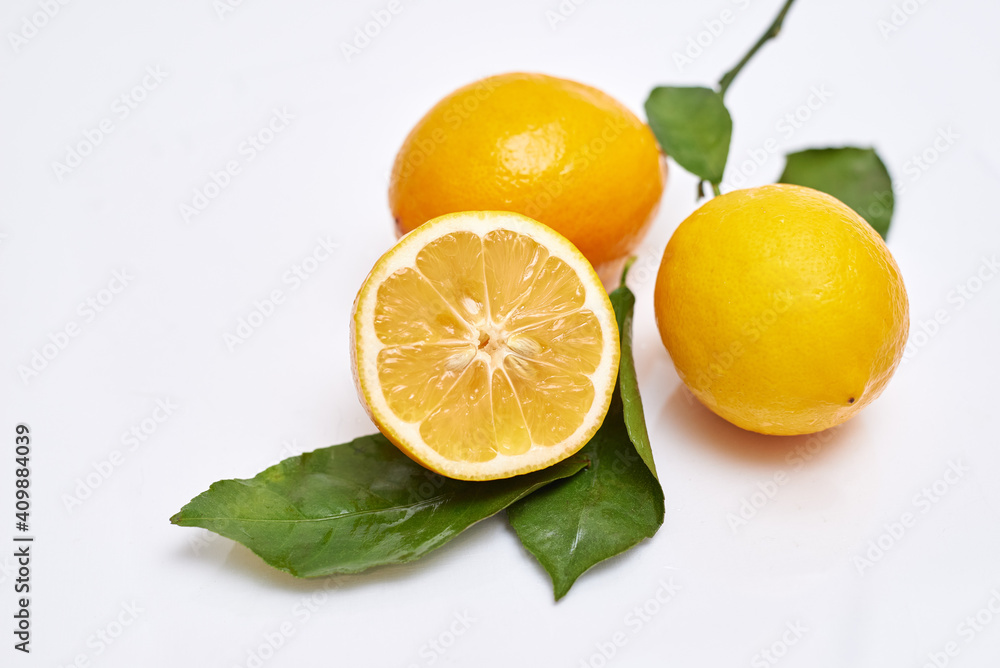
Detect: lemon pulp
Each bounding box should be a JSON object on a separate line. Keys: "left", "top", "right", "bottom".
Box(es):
{"left": 373, "top": 228, "right": 605, "bottom": 463}
{"left": 353, "top": 211, "right": 619, "bottom": 480}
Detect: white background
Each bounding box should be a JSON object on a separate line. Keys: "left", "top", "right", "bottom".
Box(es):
{"left": 2, "top": 0, "right": 999, "bottom": 666}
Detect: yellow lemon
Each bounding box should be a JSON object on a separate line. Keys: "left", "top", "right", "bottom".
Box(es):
{"left": 351, "top": 211, "right": 620, "bottom": 480}
{"left": 389, "top": 72, "right": 666, "bottom": 284}
{"left": 653, "top": 184, "right": 909, "bottom": 436}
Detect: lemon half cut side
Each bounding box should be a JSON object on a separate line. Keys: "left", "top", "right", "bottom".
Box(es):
{"left": 351, "top": 211, "right": 620, "bottom": 481}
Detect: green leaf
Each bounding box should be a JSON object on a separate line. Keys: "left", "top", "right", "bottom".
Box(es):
{"left": 609, "top": 281, "right": 656, "bottom": 478}
{"left": 779, "top": 147, "right": 894, "bottom": 238}
{"left": 171, "top": 434, "right": 587, "bottom": 577}
{"left": 508, "top": 282, "right": 664, "bottom": 600}
{"left": 644, "top": 86, "right": 733, "bottom": 184}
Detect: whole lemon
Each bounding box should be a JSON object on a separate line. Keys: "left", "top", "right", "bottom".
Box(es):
{"left": 654, "top": 184, "right": 909, "bottom": 436}
{"left": 389, "top": 72, "right": 666, "bottom": 282}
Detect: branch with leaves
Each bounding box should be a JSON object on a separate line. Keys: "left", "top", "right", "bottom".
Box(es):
{"left": 644, "top": 0, "right": 895, "bottom": 238}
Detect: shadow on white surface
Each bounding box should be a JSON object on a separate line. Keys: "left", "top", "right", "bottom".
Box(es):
{"left": 660, "top": 385, "right": 862, "bottom": 465}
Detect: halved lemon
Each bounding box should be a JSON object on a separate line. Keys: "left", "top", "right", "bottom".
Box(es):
{"left": 351, "top": 211, "right": 620, "bottom": 481}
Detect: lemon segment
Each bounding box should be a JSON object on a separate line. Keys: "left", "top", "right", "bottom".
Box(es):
{"left": 352, "top": 211, "right": 619, "bottom": 480}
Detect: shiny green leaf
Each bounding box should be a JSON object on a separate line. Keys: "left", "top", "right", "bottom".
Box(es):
{"left": 171, "top": 434, "right": 586, "bottom": 577}
{"left": 779, "top": 147, "right": 894, "bottom": 238}
{"left": 609, "top": 283, "right": 656, "bottom": 478}
{"left": 645, "top": 86, "right": 732, "bottom": 184}
{"left": 508, "top": 282, "right": 664, "bottom": 599}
